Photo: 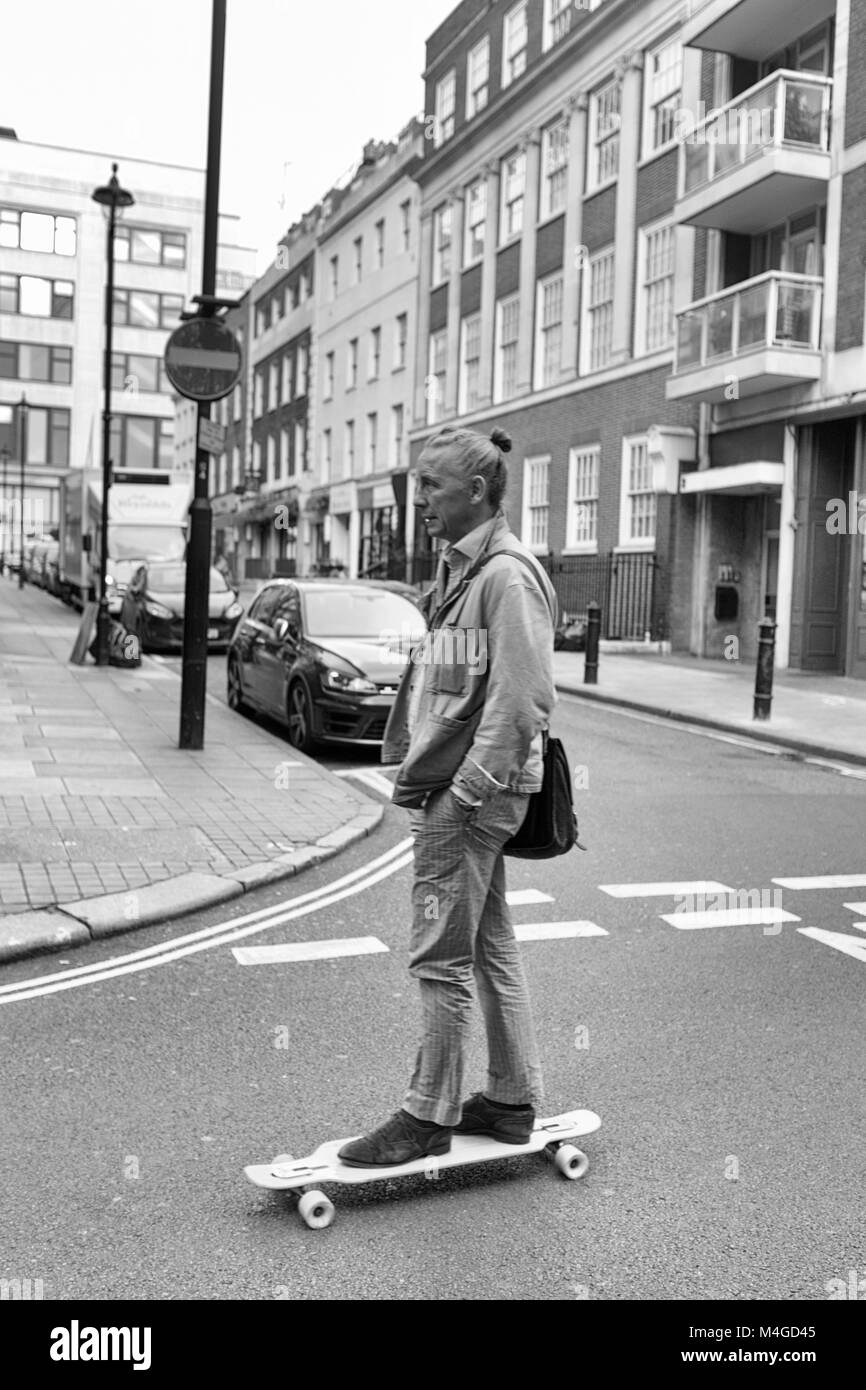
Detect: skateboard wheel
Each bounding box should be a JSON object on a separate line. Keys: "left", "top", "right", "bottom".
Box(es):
{"left": 554, "top": 1145, "right": 589, "bottom": 1180}
{"left": 298, "top": 1190, "right": 335, "bottom": 1229}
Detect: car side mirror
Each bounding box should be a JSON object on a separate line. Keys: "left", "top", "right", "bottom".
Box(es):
{"left": 273, "top": 618, "right": 292, "bottom": 641}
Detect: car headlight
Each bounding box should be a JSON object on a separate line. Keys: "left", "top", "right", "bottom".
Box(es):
{"left": 144, "top": 600, "right": 175, "bottom": 619}
{"left": 223, "top": 601, "right": 243, "bottom": 620}
{"left": 321, "top": 667, "right": 378, "bottom": 695}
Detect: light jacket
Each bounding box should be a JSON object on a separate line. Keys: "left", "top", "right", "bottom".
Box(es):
{"left": 382, "top": 511, "right": 557, "bottom": 808}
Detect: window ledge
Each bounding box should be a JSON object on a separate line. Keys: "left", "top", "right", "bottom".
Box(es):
{"left": 561, "top": 545, "right": 599, "bottom": 556}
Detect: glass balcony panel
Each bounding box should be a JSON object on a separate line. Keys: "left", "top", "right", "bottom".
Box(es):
{"left": 738, "top": 283, "right": 769, "bottom": 349}
{"left": 706, "top": 299, "right": 734, "bottom": 360}
{"left": 677, "top": 313, "right": 704, "bottom": 369}
{"left": 684, "top": 139, "right": 710, "bottom": 193}
{"left": 784, "top": 82, "right": 824, "bottom": 145}
{"left": 744, "top": 92, "right": 776, "bottom": 155}
{"left": 775, "top": 282, "right": 816, "bottom": 346}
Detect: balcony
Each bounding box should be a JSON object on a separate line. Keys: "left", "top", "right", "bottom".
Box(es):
{"left": 676, "top": 71, "right": 832, "bottom": 233}
{"left": 666, "top": 271, "right": 823, "bottom": 402}
{"left": 680, "top": 0, "right": 836, "bottom": 61}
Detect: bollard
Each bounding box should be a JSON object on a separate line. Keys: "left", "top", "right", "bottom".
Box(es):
{"left": 753, "top": 617, "right": 777, "bottom": 720}
{"left": 584, "top": 601, "right": 601, "bottom": 685}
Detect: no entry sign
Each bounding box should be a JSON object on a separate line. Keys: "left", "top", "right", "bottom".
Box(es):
{"left": 164, "top": 317, "right": 242, "bottom": 402}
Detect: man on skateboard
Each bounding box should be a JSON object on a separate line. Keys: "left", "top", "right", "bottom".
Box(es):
{"left": 339, "top": 426, "right": 557, "bottom": 1168}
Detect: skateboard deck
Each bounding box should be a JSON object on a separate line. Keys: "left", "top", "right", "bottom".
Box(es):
{"left": 245, "top": 1109, "right": 601, "bottom": 1228}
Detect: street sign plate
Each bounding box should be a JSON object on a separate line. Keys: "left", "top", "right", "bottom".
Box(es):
{"left": 198, "top": 417, "right": 227, "bottom": 455}
{"left": 164, "top": 317, "right": 242, "bottom": 402}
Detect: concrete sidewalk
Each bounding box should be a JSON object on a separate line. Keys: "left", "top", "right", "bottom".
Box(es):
{"left": 0, "top": 579, "right": 382, "bottom": 962}
{"left": 553, "top": 646, "right": 866, "bottom": 765}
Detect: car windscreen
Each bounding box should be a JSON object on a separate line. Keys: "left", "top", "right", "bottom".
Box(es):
{"left": 145, "top": 565, "right": 229, "bottom": 591}
{"left": 109, "top": 526, "right": 186, "bottom": 561}
{"left": 302, "top": 589, "right": 424, "bottom": 639}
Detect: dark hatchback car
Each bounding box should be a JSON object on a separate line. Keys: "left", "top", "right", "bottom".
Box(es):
{"left": 227, "top": 579, "right": 426, "bottom": 752}
{"left": 121, "top": 561, "right": 244, "bottom": 652}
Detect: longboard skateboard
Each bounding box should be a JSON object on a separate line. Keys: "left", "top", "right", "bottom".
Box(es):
{"left": 245, "top": 1108, "right": 601, "bottom": 1228}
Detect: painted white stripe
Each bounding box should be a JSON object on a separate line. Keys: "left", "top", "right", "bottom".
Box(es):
{"left": 336, "top": 768, "right": 394, "bottom": 799}
{"left": 773, "top": 874, "right": 866, "bottom": 890}
{"left": 232, "top": 937, "right": 388, "bottom": 965}
{"left": 798, "top": 927, "right": 866, "bottom": 963}
{"left": 0, "top": 839, "right": 415, "bottom": 1004}
{"left": 599, "top": 880, "right": 733, "bottom": 898}
{"left": 661, "top": 907, "right": 799, "bottom": 930}
{"left": 843, "top": 903, "right": 866, "bottom": 921}
{"left": 514, "top": 921, "right": 607, "bottom": 940}
{"left": 506, "top": 888, "right": 555, "bottom": 906}
{"left": 167, "top": 347, "right": 241, "bottom": 370}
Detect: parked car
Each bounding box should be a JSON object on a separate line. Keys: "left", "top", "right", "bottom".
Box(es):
{"left": 21, "top": 536, "right": 44, "bottom": 583}
{"left": 293, "top": 574, "right": 426, "bottom": 608}
{"left": 554, "top": 612, "right": 587, "bottom": 652}
{"left": 120, "top": 561, "right": 243, "bottom": 652}
{"left": 227, "top": 579, "right": 426, "bottom": 752}
{"left": 43, "top": 540, "right": 61, "bottom": 596}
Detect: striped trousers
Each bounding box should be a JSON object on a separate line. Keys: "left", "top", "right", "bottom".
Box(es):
{"left": 403, "top": 786, "right": 544, "bottom": 1127}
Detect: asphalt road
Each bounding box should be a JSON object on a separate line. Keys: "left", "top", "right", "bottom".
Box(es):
{"left": 2, "top": 664, "right": 865, "bottom": 1302}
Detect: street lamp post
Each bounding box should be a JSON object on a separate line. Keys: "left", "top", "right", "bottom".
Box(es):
{"left": 0, "top": 445, "right": 9, "bottom": 571}
{"left": 92, "top": 163, "right": 134, "bottom": 665}
{"left": 17, "top": 394, "right": 28, "bottom": 590}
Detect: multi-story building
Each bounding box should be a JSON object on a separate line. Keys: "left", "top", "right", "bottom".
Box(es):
{"left": 667, "top": 0, "right": 866, "bottom": 679}
{"left": 312, "top": 121, "right": 423, "bottom": 578}
{"left": 412, "top": 0, "right": 702, "bottom": 639}
{"left": 0, "top": 128, "right": 254, "bottom": 539}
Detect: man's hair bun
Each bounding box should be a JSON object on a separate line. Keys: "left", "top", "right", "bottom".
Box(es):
{"left": 490, "top": 428, "right": 512, "bottom": 454}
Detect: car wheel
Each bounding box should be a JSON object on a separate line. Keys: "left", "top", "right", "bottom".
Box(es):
{"left": 227, "top": 656, "right": 249, "bottom": 714}
{"left": 287, "top": 680, "right": 318, "bottom": 754}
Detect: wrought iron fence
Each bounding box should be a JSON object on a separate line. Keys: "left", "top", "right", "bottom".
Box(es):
{"left": 539, "top": 551, "right": 661, "bottom": 641}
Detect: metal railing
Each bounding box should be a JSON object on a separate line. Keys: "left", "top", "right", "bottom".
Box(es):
{"left": 682, "top": 70, "right": 832, "bottom": 196}
{"left": 539, "top": 551, "right": 661, "bottom": 641}
{"left": 674, "top": 271, "right": 823, "bottom": 375}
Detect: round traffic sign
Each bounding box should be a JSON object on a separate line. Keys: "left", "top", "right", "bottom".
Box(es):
{"left": 164, "top": 317, "right": 242, "bottom": 402}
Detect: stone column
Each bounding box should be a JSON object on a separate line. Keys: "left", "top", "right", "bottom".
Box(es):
{"left": 560, "top": 92, "right": 589, "bottom": 381}
{"left": 476, "top": 161, "right": 501, "bottom": 411}
{"left": 444, "top": 189, "right": 465, "bottom": 418}
{"left": 610, "top": 52, "right": 644, "bottom": 364}
{"left": 515, "top": 129, "right": 542, "bottom": 395}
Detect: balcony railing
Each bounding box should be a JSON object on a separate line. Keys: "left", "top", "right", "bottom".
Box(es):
{"left": 682, "top": 70, "right": 832, "bottom": 196}
{"left": 674, "top": 271, "right": 823, "bottom": 375}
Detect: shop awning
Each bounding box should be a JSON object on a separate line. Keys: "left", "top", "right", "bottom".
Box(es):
{"left": 679, "top": 461, "right": 784, "bottom": 496}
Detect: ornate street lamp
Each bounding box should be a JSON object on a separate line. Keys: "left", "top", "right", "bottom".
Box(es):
{"left": 91, "top": 163, "right": 134, "bottom": 664}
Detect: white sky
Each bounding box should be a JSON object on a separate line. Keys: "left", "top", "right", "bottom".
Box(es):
{"left": 3, "top": 0, "right": 454, "bottom": 270}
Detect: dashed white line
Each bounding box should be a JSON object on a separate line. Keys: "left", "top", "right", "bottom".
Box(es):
{"left": 599, "top": 880, "right": 733, "bottom": 899}
{"left": 515, "top": 921, "right": 607, "bottom": 940}
{"left": 506, "top": 889, "right": 555, "bottom": 906}
{"left": 773, "top": 874, "right": 866, "bottom": 891}
{"left": 232, "top": 937, "right": 388, "bottom": 965}
{"left": 660, "top": 907, "right": 800, "bottom": 930}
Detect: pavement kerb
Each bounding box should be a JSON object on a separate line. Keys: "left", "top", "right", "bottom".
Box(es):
{"left": 0, "top": 804, "right": 383, "bottom": 967}
{"left": 554, "top": 678, "right": 866, "bottom": 769}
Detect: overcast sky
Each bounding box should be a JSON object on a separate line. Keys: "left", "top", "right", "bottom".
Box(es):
{"left": 3, "top": 0, "right": 454, "bottom": 270}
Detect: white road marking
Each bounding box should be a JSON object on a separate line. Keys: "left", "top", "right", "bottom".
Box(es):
{"left": 661, "top": 907, "right": 799, "bottom": 930}
{"left": 515, "top": 921, "right": 607, "bottom": 940}
{"left": 599, "top": 880, "right": 733, "bottom": 898}
{"left": 335, "top": 768, "right": 395, "bottom": 799}
{"left": 843, "top": 903, "right": 866, "bottom": 919}
{"left": 773, "top": 874, "right": 866, "bottom": 890}
{"left": 798, "top": 927, "right": 866, "bottom": 963}
{"left": 232, "top": 937, "right": 388, "bottom": 965}
{"left": 506, "top": 889, "right": 555, "bottom": 906}
{"left": 0, "top": 839, "right": 415, "bottom": 1005}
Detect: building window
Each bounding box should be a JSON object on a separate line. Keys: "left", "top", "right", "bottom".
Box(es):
{"left": 278, "top": 425, "right": 289, "bottom": 478}
{"left": 434, "top": 69, "right": 456, "bottom": 146}
{"left": 494, "top": 293, "right": 520, "bottom": 403}
{"left": 375, "top": 219, "right": 385, "bottom": 268}
{"left": 427, "top": 329, "right": 447, "bottom": 425}
{"left": 459, "top": 313, "right": 482, "bottom": 415}
{"left": 432, "top": 204, "right": 452, "bottom": 284}
{"left": 0, "top": 208, "right": 76, "bottom": 256}
{"left": 108, "top": 415, "right": 173, "bottom": 471}
{"left": 322, "top": 428, "right": 332, "bottom": 483}
{"left": 329, "top": 255, "right": 339, "bottom": 299}
{"left": 16, "top": 405, "right": 70, "bottom": 466}
{"left": 522, "top": 456, "right": 550, "bottom": 551}
{"left": 466, "top": 37, "right": 490, "bottom": 118}
{"left": 394, "top": 313, "right": 408, "bottom": 370}
{"left": 589, "top": 78, "right": 621, "bottom": 191}
{"left": 366, "top": 412, "right": 378, "bottom": 472}
{"left": 620, "top": 437, "right": 656, "bottom": 547}
{"left": 639, "top": 221, "right": 676, "bottom": 353}
{"left": 500, "top": 152, "right": 526, "bottom": 243}
{"left": 400, "top": 199, "right": 411, "bottom": 252}
{"left": 282, "top": 352, "right": 293, "bottom": 402}
{"left": 566, "top": 446, "right": 599, "bottom": 549}
{"left": 534, "top": 273, "right": 563, "bottom": 390}
{"left": 369, "top": 326, "right": 381, "bottom": 380}
{"left": 0, "top": 273, "right": 74, "bottom": 319}
{"left": 584, "top": 247, "right": 615, "bottom": 373}
{"left": 391, "top": 404, "right": 404, "bottom": 467}
{"left": 353, "top": 237, "right": 363, "bottom": 283}
{"left": 233, "top": 385, "right": 242, "bottom": 421}
{"left": 644, "top": 36, "right": 682, "bottom": 156}
{"left": 266, "top": 432, "right": 276, "bottom": 483}
{"left": 295, "top": 420, "right": 307, "bottom": 472}
{"left": 114, "top": 225, "right": 186, "bottom": 267}
{"left": 112, "top": 288, "right": 181, "bottom": 329}
{"left": 541, "top": 118, "right": 569, "bottom": 221}
{"left": 296, "top": 342, "right": 308, "bottom": 396}
{"left": 348, "top": 338, "right": 358, "bottom": 390}
{"left": 0, "top": 341, "right": 73, "bottom": 385}
{"left": 269, "top": 360, "right": 279, "bottom": 410}
{"left": 502, "top": 2, "right": 528, "bottom": 88}
{"left": 110, "top": 352, "right": 166, "bottom": 394}
{"left": 254, "top": 370, "right": 264, "bottom": 418}
{"left": 324, "top": 351, "right": 334, "bottom": 398}
{"left": 345, "top": 419, "right": 355, "bottom": 477}
{"left": 543, "top": 0, "right": 576, "bottom": 51}
{"left": 464, "top": 179, "right": 487, "bottom": 264}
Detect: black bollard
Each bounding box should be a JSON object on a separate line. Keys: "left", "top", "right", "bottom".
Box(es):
{"left": 753, "top": 617, "right": 777, "bottom": 720}
{"left": 584, "top": 601, "right": 601, "bottom": 685}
